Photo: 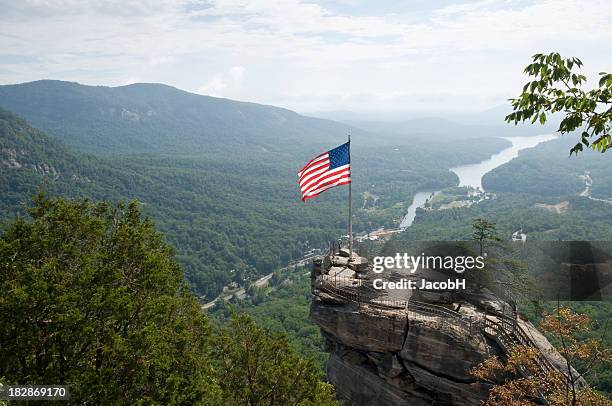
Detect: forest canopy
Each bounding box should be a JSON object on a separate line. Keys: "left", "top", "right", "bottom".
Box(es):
{"left": 0, "top": 195, "right": 337, "bottom": 405}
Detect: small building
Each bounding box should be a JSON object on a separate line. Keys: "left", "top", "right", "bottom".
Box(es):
{"left": 511, "top": 229, "right": 527, "bottom": 243}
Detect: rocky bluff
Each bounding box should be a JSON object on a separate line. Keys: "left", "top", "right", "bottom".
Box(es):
{"left": 309, "top": 248, "right": 580, "bottom": 405}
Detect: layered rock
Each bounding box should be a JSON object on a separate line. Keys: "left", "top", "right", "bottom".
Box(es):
{"left": 311, "top": 296, "right": 494, "bottom": 405}
{"left": 310, "top": 251, "right": 578, "bottom": 406}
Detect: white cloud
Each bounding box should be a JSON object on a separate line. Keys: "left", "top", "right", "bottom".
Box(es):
{"left": 197, "top": 65, "right": 246, "bottom": 96}
{"left": 433, "top": 0, "right": 499, "bottom": 16}
{"left": 198, "top": 76, "right": 226, "bottom": 96}
{"left": 229, "top": 66, "right": 246, "bottom": 82}
{"left": 0, "top": 0, "right": 610, "bottom": 114}
{"left": 149, "top": 55, "right": 175, "bottom": 65}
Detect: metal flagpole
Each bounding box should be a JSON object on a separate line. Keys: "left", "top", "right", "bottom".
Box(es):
{"left": 348, "top": 133, "right": 353, "bottom": 259}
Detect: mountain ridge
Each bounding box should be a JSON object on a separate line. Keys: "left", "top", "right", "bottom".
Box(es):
{"left": 0, "top": 80, "right": 365, "bottom": 155}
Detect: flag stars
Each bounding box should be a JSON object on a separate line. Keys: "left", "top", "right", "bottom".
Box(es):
{"left": 328, "top": 142, "right": 350, "bottom": 170}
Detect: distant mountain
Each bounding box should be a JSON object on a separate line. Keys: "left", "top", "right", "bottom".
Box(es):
{"left": 455, "top": 104, "right": 563, "bottom": 129}
{"left": 0, "top": 81, "right": 522, "bottom": 301}
{"left": 454, "top": 104, "right": 514, "bottom": 126}
{"left": 308, "top": 102, "right": 561, "bottom": 139}
{"left": 304, "top": 110, "right": 419, "bottom": 122}
{"left": 346, "top": 115, "right": 558, "bottom": 140}
{"left": 0, "top": 80, "right": 365, "bottom": 154}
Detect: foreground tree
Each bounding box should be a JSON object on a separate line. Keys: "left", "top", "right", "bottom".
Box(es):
{"left": 215, "top": 314, "right": 337, "bottom": 406}
{"left": 506, "top": 52, "right": 611, "bottom": 155}
{"left": 0, "top": 195, "right": 338, "bottom": 405}
{"left": 538, "top": 305, "right": 611, "bottom": 405}
{"left": 0, "top": 194, "right": 221, "bottom": 404}
{"left": 473, "top": 306, "right": 611, "bottom": 405}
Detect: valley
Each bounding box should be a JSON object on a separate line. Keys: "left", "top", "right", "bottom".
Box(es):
{"left": 1, "top": 80, "right": 610, "bottom": 399}
{"left": 2, "top": 2, "right": 611, "bottom": 404}
{"left": 0, "top": 81, "right": 512, "bottom": 300}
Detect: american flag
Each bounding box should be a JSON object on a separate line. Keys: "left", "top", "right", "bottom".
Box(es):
{"left": 298, "top": 142, "right": 351, "bottom": 202}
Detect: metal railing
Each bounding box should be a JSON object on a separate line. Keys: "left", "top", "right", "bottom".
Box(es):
{"left": 483, "top": 314, "right": 557, "bottom": 375}
{"left": 315, "top": 240, "right": 562, "bottom": 380}
{"left": 315, "top": 277, "right": 362, "bottom": 305}
{"left": 407, "top": 300, "right": 482, "bottom": 335}
{"left": 314, "top": 273, "right": 481, "bottom": 333}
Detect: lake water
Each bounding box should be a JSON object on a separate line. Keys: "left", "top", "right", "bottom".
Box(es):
{"left": 450, "top": 134, "right": 556, "bottom": 190}
{"left": 400, "top": 134, "right": 556, "bottom": 229}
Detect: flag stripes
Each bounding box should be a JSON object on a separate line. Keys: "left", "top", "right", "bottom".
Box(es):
{"left": 298, "top": 142, "right": 351, "bottom": 201}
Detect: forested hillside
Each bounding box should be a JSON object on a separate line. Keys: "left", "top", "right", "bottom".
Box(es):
{"left": 0, "top": 108, "right": 114, "bottom": 215}
{"left": 0, "top": 80, "right": 368, "bottom": 155}
{"left": 0, "top": 93, "right": 509, "bottom": 300}
{"left": 0, "top": 107, "right": 351, "bottom": 298}
{"left": 399, "top": 194, "right": 612, "bottom": 241}
{"left": 483, "top": 137, "right": 611, "bottom": 198}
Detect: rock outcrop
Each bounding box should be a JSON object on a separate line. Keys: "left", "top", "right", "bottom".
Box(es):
{"left": 1, "top": 148, "right": 60, "bottom": 178}
{"left": 310, "top": 249, "right": 580, "bottom": 405}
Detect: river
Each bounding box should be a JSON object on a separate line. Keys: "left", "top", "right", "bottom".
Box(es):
{"left": 399, "top": 134, "right": 556, "bottom": 229}
{"left": 399, "top": 191, "right": 438, "bottom": 229}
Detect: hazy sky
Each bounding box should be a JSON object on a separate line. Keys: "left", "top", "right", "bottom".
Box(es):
{"left": 1, "top": 0, "right": 611, "bottom": 116}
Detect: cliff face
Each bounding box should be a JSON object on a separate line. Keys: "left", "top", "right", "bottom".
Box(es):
{"left": 310, "top": 250, "right": 578, "bottom": 406}
{"left": 312, "top": 301, "right": 494, "bottom": 405}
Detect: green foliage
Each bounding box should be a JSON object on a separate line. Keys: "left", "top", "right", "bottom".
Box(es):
{"left": 400, "top": 192, "right": 612, "bottom": 241}
{"left": 519, "top": 301, "right": 612, "bottom": 397}
{"left": 467, "top": 218, "right": 531, "bottom": 298}
{"left": 470, "top": 218, "right": 500, "bottom": 290}
{"left": 506, "top": 52, "right": 612, "bottom": 154}
{"left": 0, "top": 105, "right": 508, "bottom": 299}
{"left": 0, "top": 107, "right": 349, "bottom": 298}
{"left": 482, "top": 137, "right": 611, "bottom": 198}
{"left": 0, "top": 378, "right": 6, "bottom": 406}
{"left": 0, "top": 80, "right": 355, "bottom": 155}
{"left": 211, "top": 270, "right": 327, "bottom": 370}
{"left": 398, "top": 199, "right": 612, "bottom": 395}
{"left": 0, "top": 195, "right": 340, "bottom": 405}
{"left": 0, "top": 194, "right": 221, "bottom": 405}
{"left": 472, "top": 218, "right": 501, "bottom": 246}
{"left": 214, "top": 314, "right": 337, "bottom": 406}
